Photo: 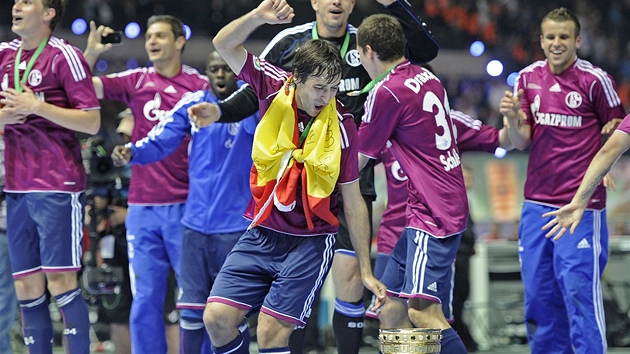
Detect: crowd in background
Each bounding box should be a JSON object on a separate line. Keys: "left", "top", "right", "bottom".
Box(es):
{"left": 2, "top": 0, "right": 630, "bottom": 127}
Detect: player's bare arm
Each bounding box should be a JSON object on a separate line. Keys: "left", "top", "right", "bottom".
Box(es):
{"left": 212, "top": 0, "right": 294, "bottom": 76}
{"left": 339, "top": 181, "right": 387, "bottom": 311}
{"left": 83, "top": 21, "right": 116, "bottom": 70}
{"left": 542, "top": 130, "right": 630, "bottom": 240}
{"left": 1, "top": 85, "right": 100, "bottom": 135}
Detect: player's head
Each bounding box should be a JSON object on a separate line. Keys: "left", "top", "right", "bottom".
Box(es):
{"left": 292, "top": 39, "right": 342, "bottom": 117}
{"left": 145, "top": 15, "right": 186, "bottom": 63}
{"left": 12, "top": 0, "right": 65, "bottom": 35}
{"left": 357, "top": 14, "right": 405, "bottom": 63}
{"left": 43, "top": 0, "right": 65, "bottom": 30}
{"left": 540, "top": 7, "right": 581, "bottom": 74}
{"left": 356, "top": 14, "right": 405, "bottom": 79}
{"left": 206, "top": 51, "right": 238, "bottom": 100}
{"left": 311, "top": 0, "right": 355, "bottom": 37}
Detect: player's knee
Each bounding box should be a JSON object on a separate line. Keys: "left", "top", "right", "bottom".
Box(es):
{"left": 203, "top": 303, "right": 234, "bottom": 333}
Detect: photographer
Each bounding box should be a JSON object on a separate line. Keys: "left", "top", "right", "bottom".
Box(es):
{"left": 85, "top": 186, "right": 131, "bottom": 354}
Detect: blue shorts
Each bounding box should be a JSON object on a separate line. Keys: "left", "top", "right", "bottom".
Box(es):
{"left": 6, "top": 192, "right": 85, "bottom": 277}
{"left": 177, "top": 227, "right": 243, "bottom": 312}
{"left": 207, "top": 227, "right": 335, "bottom": 327}
{"left": 379, "top": 228, "right": 459, "bottom": 320}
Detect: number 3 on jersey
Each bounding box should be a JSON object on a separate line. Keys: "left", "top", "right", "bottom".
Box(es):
{"left": 423, "top": 90, "right": 461, "bottom": 171}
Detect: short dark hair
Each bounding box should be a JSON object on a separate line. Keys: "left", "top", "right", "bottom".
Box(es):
{"left": 541, "top": 7, "right": 581, "bottom": 37}
{"left": 147, "top": 15, "right": 187, "bottom": 52}
{"left": 43, "top": 0, "right": 66, "bottom": 31}
{"left": 292, "top": 39, "right": 342, "bottom": 85}
{"left": 357, "top": 14, "right": 405, "bottom": 62}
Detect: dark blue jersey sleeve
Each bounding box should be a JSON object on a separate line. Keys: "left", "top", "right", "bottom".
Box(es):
{"left": 388, "top": 0, "right": 440, "bottom": 64}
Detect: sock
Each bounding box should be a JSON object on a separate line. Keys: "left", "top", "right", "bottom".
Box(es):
{"left": 180, "top": 317, "right": 207, "bottom": 354}
{"left": 212, "top": 328, "right": 249, "bottom": 354}
{"left": 332, "top": 298, "right": 365, "bottom": 354}
{"left": 289, "top": 327, "right": 306, "bottom": 354}
{"left": 259, "top": 347, "right": 290, "bottom": 354}
{"left": 440, "top": 327, "right": 468, "bottom": 353}
{"left": 54, "top": 288, "right": 91, "bottom": 354}
{"left": 19, "top": 294, "right": 54, "bottom": 354}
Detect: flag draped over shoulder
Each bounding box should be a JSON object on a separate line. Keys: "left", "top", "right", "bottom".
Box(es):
{"left": 249, "top": 77, "right": 341, "bottom": 230}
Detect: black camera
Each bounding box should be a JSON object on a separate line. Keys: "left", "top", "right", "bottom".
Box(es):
{"left": 83, "top": 264, "right": 124, "bottom": 295}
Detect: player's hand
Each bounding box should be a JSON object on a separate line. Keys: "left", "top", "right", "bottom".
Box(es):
{"left": 254, "top": 0, "right": 295, "bottom": 24}
{"left": 499, "top": 89, "right": 523, "bottom": 120}
{"left": 601, "top": 118, "right": 622, "bottom": 135}
{"left": 188, "top": 102, "right": 221, "bottom": 129}
{"left": 541, "top": 203, "right": 585, "bottom": 241}
{"left": 603, "top": 173, "right": 616, "bottom": 192}
{"left": 1, "top": 85, "right": 41, "bottom": 117}
{"left": 111, "top": 145, "right": 132, "bottom": 167}
{"left": 363, "top": 274, "right": 387, "bottom": 312}
{"left": 85, "top": 21, "right": 116, "bottom": 55}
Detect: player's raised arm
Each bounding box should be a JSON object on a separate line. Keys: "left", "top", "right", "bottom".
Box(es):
{"left": 212, "top": 0, "right": 294, "bottom": 75}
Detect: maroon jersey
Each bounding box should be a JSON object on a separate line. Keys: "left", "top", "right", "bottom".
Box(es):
{"left": 97, "top": 66, "right": 208, "bottom": 205}
{"left": 238, "top": 53, "right": 359, "bottom": 236}
{"left": 376, "top": 110, "right": 500, "bottom": 253}
{"left": 617, "top": 113, "right": 630, "bottom": 135}
{"left": 0, "top": 37, "right": 99, "bottom": 192}
{"left": 359, "top": 61, "right": 467, "bottom": 237}
{"left": 515, "top": 58, "right": 625, "bottom": 209}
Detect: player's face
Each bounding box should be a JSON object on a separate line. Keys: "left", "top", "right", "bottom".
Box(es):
{"left": 295, "top": 73, "right": 340, "bottom": 117}
{"left": 206, "top": 55, "right": 237, "bottom": 100}
{"left": 540, "top": 19, "right": 581, "bottom": 75}
{"left": 311, "top": 0, "right": 356, "bottom": 37}
{"left": 145, "top": 22, "right": 184, "bottom": 64}
{"left": 12, "top": 0, "right": 49, "bottom": 37}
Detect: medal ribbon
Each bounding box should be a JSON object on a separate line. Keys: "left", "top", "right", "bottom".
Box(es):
{"left": 14, "top": 37, "right": 48, "bottom": 92}
{"left": 312, "top": 22, "right": 350, "bottom": 58}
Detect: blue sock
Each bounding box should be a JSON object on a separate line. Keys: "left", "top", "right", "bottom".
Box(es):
{"left": 332, "top": 298, "right": 365, "bottom": 354}
{"left": 180, "top": 317, "right": 207, "bottom": 354}
{"left": 19, "top": 294, "right": 53, "bottom": 354}
{"left": 259, "top": 347, "right": 290, "bottom": 354}
{"left": 212, "top": 329, "right": 249, "bottom": 354}
{"left": 54, "top": 288, "right": 91, "bottom": 354}
{"left": 440, "top": 327, "right": 468, "bottom": 353}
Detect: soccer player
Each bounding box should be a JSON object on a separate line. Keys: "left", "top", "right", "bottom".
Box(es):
{"left": 355, "top": 13, "right": 468, "bottom": 353}
{"left": 111, "top": 51, "right": 257, "bottom": 354}
{"left": 0, "top": 0, "right": 101, "bottom": 352}
{"left": 194, "top": 1, "right": 385, "bottom": 353}
{"left": 258, "top": 1, "right": 438, "bottom": 349}
{"left": 83, "top": 15, "right": 208, "bottom": 353}
{"left": 499, "top": 7, "right": 625, "bottom": 354}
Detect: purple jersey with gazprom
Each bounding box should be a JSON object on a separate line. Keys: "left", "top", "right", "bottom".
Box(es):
{"left": 237, "top": 52, "right": 359, "bottom": 236}
{"left": 376, "top": 110, "right": 500, "bottom": 253}
{"left": 515, "top": 59, "right": 625, "bottom": 209}
{"left": 617, "top": 114, "right": 630, "bottom": 135}
{"left": 359, "top": 61, "right": 467, "bottom": 237}
{"left": 97, "top": 66, "right": 208, "bottom": 205}
{"left": 0, "top": 37, "right": 99, "bottom": 192}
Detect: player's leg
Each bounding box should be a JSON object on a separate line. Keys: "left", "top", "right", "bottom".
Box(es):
{"left": 402, "top": 229, "right": 466, "bottom": 354}
{"left": 126, "top": 205, "right": 171, "bottom": 353}
{"left": 259, "top": 232, "right": 335, "bottom": 353}
{"left": 520, "top": 203, "right": 572, "bottom": 354}
{"left": 35, "top": 192, "right": 90, "bottom": 354}
{"left": 554, "top": 208, "right": 608, "bottom": 354}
